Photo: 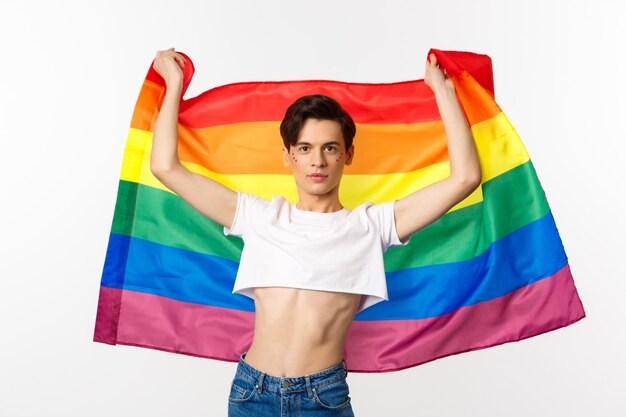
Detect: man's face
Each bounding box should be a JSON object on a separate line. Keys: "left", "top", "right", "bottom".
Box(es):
{"left": 282, "top": 118, "right": 354, "bottom": 200}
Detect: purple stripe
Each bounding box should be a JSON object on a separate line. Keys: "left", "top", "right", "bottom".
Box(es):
{"left": 94, "top": 263, "right": 584, "bottom": 372}
{"left": 346, "top": 263, "right": 585, "bottom": 372}
{"left": 93, "top": 284, "right": 122, "bottom": 344}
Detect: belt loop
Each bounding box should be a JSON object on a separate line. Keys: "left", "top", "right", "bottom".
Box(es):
{"left": 257, "top": 372, "right": 265, "bottom": 394}
{"left": 342, "top": 359, "right": 348, "bottom": 377}
{"left": 305, "top": 375, "right": 313, "bottom": 398}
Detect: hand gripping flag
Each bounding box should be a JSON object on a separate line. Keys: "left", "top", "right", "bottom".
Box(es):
{"left": 93, "top": 49, "right": 586, "bottom": 372}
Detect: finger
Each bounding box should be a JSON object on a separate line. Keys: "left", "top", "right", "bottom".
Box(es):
{"left": 174, "top": 54, "right": 185, "bottom": 66}
{"left": 157, "top": 48, "right": 174, "bottom": 56}
{"left": 429, "top": 53, "right": 437, "bottom": 66}
{"left": 165, "top": 50, "right": 180, "bottom": 61}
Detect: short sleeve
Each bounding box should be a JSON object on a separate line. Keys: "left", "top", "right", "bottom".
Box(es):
{"left": 366, "top": 200, "right": 411, "bottom": 251}
{"left": 223, "top": 191, "right": 270, "bottom": 238}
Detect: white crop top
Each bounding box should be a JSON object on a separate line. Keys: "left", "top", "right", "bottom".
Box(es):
{"left": 223, "top": 191, "right": 411, "bottom": 313}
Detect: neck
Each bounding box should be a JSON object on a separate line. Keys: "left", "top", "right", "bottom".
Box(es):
{"left": 295, "top": 188, "right": 343, "bottom": 213}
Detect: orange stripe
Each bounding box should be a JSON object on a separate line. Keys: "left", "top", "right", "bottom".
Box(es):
{"left": 174, "top": 121, "right": 448, "bottom": 175}
{"left": 454, "top": 73, "right": 502, "bottom": 126}
{"left": 130, "top": 80, "right": 163, "bottom": 131}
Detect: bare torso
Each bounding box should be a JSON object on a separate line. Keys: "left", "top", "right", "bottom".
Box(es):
{"left": 243, "top": 286, "right": 361, "bottom": 377}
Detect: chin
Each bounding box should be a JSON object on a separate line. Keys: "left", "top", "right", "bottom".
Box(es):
{"left": 313, "top": 185, "right": 340, "bottom": 196}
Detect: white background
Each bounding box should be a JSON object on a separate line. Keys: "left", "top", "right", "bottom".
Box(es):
{"left": 1, "top": 1, "right": 624, "bottom": 416}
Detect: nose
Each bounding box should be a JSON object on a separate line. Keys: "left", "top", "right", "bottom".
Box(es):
{"left": 312, "top": 149, "right": 327, "bottom": 167}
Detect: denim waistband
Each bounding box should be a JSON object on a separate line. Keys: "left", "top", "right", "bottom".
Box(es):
{"left": 235, "top": 351, "right": 349, "bottom": 395}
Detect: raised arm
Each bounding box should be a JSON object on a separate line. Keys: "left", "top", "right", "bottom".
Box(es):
{"left": 394, "top": 53, "right": 482, "bottom": 243}
{"left": 149, "top": 48, "right": 238, "bottom": 229}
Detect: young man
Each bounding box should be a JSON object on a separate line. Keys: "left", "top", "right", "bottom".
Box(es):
{"left": 150, "top": 48, "right": 481, "bottom": 416}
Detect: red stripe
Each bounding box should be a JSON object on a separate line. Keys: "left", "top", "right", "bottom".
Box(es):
{"left": 178, "top": 78, "right": 440, "bottom": 127}
{"left": 137, "top": 49, "right": 497, "bottom": 129}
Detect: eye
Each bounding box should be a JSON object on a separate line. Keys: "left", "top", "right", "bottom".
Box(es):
{"left": 299, "top": 146, "right": 309, "bottom": 152}
{"left": 325, "top": 146, "right": 336, "bottom": 151}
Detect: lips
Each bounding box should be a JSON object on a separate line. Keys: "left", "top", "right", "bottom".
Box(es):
{"left": 308, "top": 173, "right": 328, "bottom": 181}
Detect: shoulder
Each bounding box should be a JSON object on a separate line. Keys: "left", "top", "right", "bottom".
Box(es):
{"left": 237, "top": 191, "right": 272, "bottom": 204}
{"left": 234, "top": 191, "right": 274, "bottom": 215}
{"left": 349, "top": 201, "right": 394, "bottom": 227}
{"left": 359, "top": 201, "right": 394, "bottom": 219}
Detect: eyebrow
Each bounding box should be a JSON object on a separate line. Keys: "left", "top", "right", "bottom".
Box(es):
{"left": 295, "top": 141, "right": 341, "bottom": 147}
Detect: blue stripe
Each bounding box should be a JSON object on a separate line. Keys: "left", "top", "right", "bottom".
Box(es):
{"left": 364, "top": 210, "right": 568, "bottom": 319}
{"left": 99, "top": 210, "right": 567, "bottom": 320}
{"left": 100, "top": 230, "right": 130, "bottom": 289}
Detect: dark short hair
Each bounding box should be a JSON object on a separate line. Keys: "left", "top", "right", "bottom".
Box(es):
{"left": 279, "top": 94, "right": 356, "bottom": 152}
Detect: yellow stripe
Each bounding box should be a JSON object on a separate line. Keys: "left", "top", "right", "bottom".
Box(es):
{"left": 120, "top": 111, "right": 529, "bottom": 211}
{"left": 471, "top": 111, "right": 530, "bottom": 178}
{"left": 120, "top": 128, "right": 151, "bottom": 183}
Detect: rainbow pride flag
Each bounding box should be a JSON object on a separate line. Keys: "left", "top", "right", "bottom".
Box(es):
{"left": 93, "top": 49, "right": 585, "bottom": 373}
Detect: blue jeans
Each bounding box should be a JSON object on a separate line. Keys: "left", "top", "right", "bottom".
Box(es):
{"left": 228, "top": 351, "right": 355, "bottom": 416}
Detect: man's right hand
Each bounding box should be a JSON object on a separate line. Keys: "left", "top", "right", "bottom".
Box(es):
{"left": 152, "top": 47, "right": 185, "bottom": 86}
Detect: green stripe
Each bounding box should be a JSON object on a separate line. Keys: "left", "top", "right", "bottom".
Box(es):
{"left": 111, "top": 160, "right": 549, "bottom": 271}
{"left": 111, "top": 179, "right": 139, "bottom": 236}
{"left": 384, "top": 160, "right": 550, "bottom": 270}
{"left": 132, "top": 181, "right": 244, "bottom": 261}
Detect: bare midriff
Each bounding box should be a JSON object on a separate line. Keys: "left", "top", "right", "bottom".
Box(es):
{"left": 243, "top": 286, "right": 362, "bottom": 378}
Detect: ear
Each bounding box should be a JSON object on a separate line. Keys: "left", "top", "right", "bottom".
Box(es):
{"left": 282, "top": 146, "right": 291, "bottom": 168}
{"left": 344, "top": 144, "right": 355, "bottom": 166}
